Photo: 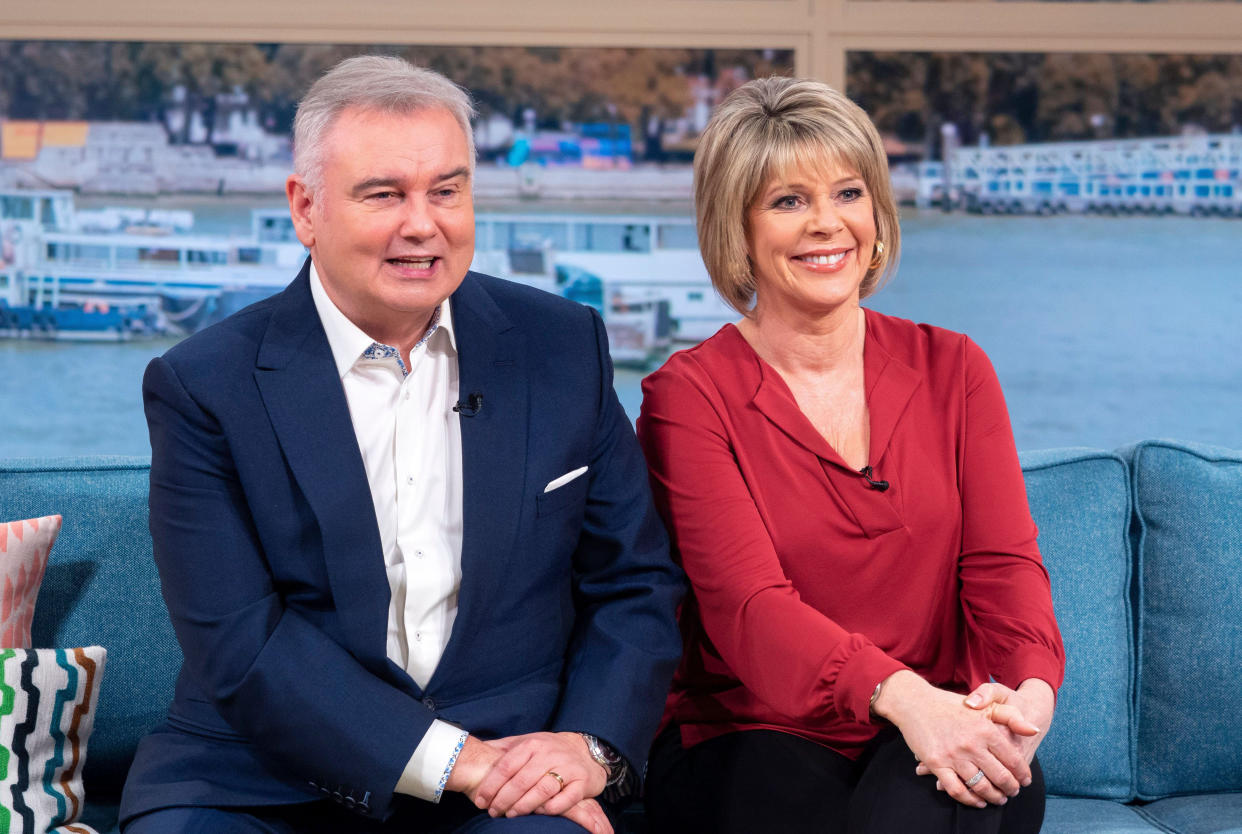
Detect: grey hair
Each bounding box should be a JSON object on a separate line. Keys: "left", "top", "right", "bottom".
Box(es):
{"left": 695, "top": 76, "right": 900, "bottom": 314}
{"left": 293, "top": 55, "right": 477, "bottom": 192}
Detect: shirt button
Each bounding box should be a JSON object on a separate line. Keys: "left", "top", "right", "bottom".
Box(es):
{"left": 404, "top": 391, "right": 410, "bottom": 400}
{"left": 416, "top": 549, "right": 424, "bottom": 558}
{"left": 406, "top": 476, "right": 415, "bottom": 485}
{"left": 415, "top": 631, "right": 422, "bottom": 641}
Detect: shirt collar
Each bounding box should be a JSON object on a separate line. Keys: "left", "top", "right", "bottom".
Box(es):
{"left": 309, "top": 261, "right": 457, "bottom": 379}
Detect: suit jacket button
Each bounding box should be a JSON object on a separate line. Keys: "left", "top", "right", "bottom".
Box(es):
{"left": 422, "top": 696, "right": 436, "bottom": 710}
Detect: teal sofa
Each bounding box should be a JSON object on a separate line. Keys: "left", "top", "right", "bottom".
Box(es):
{"left": 1, "top": 440, "right": 1240, "bottom": 833}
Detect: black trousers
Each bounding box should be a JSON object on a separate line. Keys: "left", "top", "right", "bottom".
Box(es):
{"left": 645, "top": 727, "right": 1045, "bottom": 834}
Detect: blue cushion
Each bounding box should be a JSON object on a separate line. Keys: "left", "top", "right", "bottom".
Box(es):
{"left": 1138, "top": 793, "right": 1242, "bottom": 834}
{"left": 1021, "top": 448, "right": 1134, "bottom": 800}
{"left": 80, "top": 799, "right": 121, "bottom": 834}
{"left": 1127, "top": 441, "right": 1242, "bottom": 799}
{"left": 0, "top": 457, "right": 181, "bottom": 804}
{"left": 1044, "top": 797, "right": 1166, "bottom": 833}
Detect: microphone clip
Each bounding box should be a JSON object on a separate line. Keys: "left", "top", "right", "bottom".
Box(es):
{"left": 859, "top": 465, "right": 890, "bottom": 492}
{"left": 453, "top": 392, "right": 484, "bottom": 417}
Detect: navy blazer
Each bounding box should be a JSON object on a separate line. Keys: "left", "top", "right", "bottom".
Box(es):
{"left": 120, "top": 263, "right": 683, "bottom": 824}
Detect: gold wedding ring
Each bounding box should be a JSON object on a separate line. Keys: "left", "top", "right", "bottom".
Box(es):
{"left": 547, "top": 770, "right": 565, "bottom": 790}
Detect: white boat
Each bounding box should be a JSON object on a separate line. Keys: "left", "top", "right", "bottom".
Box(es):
{"left": 2, "top": 194, "right": 687, "bottom": 364}
{"left": 1, "top": 191, "right": 301, "bottom": 338}
{"left": 475, "top": 211, "right": 736, "bottom": 343}
{"left": 923, "top": 133, "right": 1242, "bottom": 217}
{"left": 472, "top": 244, "right": 672, "bottom": 367}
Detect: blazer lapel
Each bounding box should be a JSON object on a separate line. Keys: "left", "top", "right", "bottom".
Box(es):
{"left": 252, "top": 264, "right": 394, "bottom": 681}
{"left": 429, "top": 273, "right": 528, "bottom": 690}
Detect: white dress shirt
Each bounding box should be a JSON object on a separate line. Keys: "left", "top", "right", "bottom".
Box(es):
{"left": 309, "top": 264, "right": 468, "bottom": 802}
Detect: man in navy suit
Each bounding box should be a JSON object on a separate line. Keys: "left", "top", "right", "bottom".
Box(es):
{"left": 119, "top": 56, "right": 683, "bottom": 833}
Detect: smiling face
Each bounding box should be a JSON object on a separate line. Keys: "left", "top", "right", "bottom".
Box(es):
{"left": 745, "top": 158, "right": 877, "bottom": 322}
{"left": 286, "top": 105, "right": 475, "bottom": 347}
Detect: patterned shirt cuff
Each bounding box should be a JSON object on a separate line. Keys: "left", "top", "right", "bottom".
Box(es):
{"left": 435, "top": 730, "right": 469, "bottom": 803}
{"left": 395, "top": 720, "right": 469, "bottom": 803}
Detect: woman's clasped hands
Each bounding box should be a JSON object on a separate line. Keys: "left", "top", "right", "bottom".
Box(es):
{"left": 873, "top": 671, "right": 1055, "bottom": 810}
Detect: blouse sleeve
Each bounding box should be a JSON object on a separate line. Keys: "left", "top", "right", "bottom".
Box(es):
{"left": 637, "top": 359, "right": 908, "bottom": 726}
{"left": 958, "top": 338, "right": 1066, "bottom": 691}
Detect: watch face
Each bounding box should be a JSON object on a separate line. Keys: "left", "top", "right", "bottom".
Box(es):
{"left": 597, "top": 741, "right": 622, "bottom": 766}
{"left": 583, "top": 734, "right": 624, "bottom": 776}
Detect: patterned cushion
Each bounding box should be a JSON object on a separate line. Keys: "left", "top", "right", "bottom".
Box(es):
{"left": 2, "top": 458, "right": 179, "bottom": 804}
{"left": 0, "top": 515, "right": 61, "bottom": 648}
{"left": 0, "top": 646, "right": 106, "bottom": 834}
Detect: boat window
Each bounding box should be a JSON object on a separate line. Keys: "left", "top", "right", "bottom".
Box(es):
{"left": 115, "top": 246, "right": 174, "bottom": 265}
{"left": 577, "top": 223, "right": 651, "bottom": 253}
{"left": 257, "top": 215, "right": 298, "bottom": 243}
{"left": 39, "top": 197, "right": 60, "bottom": 230}
{"left": 45, "top": 242, "right": 110, "bottom": 265}
{"left": 77, "top": 244, "right": 110, "bottom": 264}
{"left": 142, "top": 247, "right": 180, "bottom": 264}
{"left": 657, "top": 224, "right": 697, "bottom": 250}
{"left": 507, "top": 222, "right": 568, "bottom": 251}
{"left": 508, "top": 249, "right": 547, "bottom": 274}
{"left": 186, "top": 249, "right": 227, "bottom": 265}
{"left": 1, "top": 196, "right": 34, "bottom": 221}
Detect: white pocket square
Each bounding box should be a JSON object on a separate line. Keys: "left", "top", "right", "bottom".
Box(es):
{"left": 544, "top": 466, "right": 588, "bottom": 493}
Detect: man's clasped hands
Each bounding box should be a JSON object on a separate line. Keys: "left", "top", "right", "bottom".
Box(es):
{"left": 448, "top": 732, "right": 614, "bottom": 834}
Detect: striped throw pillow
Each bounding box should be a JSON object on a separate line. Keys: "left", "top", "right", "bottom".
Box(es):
{"left": 0, "top": 646, "right": 106, "bottom": 834}
{"left": 0, "top": 515, "right": 61, "bottom": 648}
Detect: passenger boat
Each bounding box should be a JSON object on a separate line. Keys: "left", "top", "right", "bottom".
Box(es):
{"left": 0, "top": 193, "right": 691, "bottom": 366}
{"left": 918, "top": 133, "right": 1242, "bottom": 217}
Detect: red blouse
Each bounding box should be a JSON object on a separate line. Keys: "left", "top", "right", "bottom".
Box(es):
{"left": 636, "top": 310, "right": 1065, "bottom": 759}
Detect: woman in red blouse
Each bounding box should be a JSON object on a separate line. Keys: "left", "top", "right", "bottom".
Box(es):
{"left": 637, "top": 77, "right": 1065, "bottom": 833}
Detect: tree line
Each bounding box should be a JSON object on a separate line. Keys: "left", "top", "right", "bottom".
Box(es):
{"left": 850, "top": 51, "right": 1242, "bottom": 154}
{"left": 1, "top": 41, "right": 1238, "bottom": 156}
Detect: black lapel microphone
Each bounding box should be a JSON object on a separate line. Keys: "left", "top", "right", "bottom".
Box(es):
{"left": 859, "top": 465, "right": 890, "bottom": 492}
{"left": 453, "top": 392, "right": 483, "bottom": 417}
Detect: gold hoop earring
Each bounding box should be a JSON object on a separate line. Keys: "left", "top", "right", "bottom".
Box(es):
{"left": 869, "top": 240, "right": 885, "bottom": 272}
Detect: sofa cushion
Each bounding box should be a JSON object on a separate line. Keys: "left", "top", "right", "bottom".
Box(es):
{"left": 1128, "top": 441, "right": 1242, "bottom": 799}
{"left": 1020, "top": 449, "right": 1134, "bottom": 800}
{"left": 1137, "top": 793, "right": 1242, "bottom": 834}
{"left": 0, "top": 458, "right": 181, "bottom": 804}
{"left": 0, "top": 646, "right": 106, "bottom": 834}
{"left": 0, "top": 514, "right": 60, "bottom": 647}
{"left": 79, "top": 800, "right": 120, "bottom": 834}
{"left": 1044, "top": 797, "right": 1167, "bottom": 833}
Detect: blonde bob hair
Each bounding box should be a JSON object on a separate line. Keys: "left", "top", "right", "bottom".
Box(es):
{"left": 694, "top": 76, "right": 900, "bottom": 314}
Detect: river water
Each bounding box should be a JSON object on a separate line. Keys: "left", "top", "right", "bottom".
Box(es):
{"left": 2, "top": 209, "right": 1239, "bottom": 459}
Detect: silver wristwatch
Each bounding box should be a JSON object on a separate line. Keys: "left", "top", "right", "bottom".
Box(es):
{"left": 580, "top": 733, "right": 628, "bottom": 788}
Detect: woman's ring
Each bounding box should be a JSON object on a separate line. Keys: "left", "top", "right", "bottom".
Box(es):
{"left": 547, "top": 771, "right": 565, "bottom": 790}
{"left": 965, "top": 770, "right": 986, "bottom": 788}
